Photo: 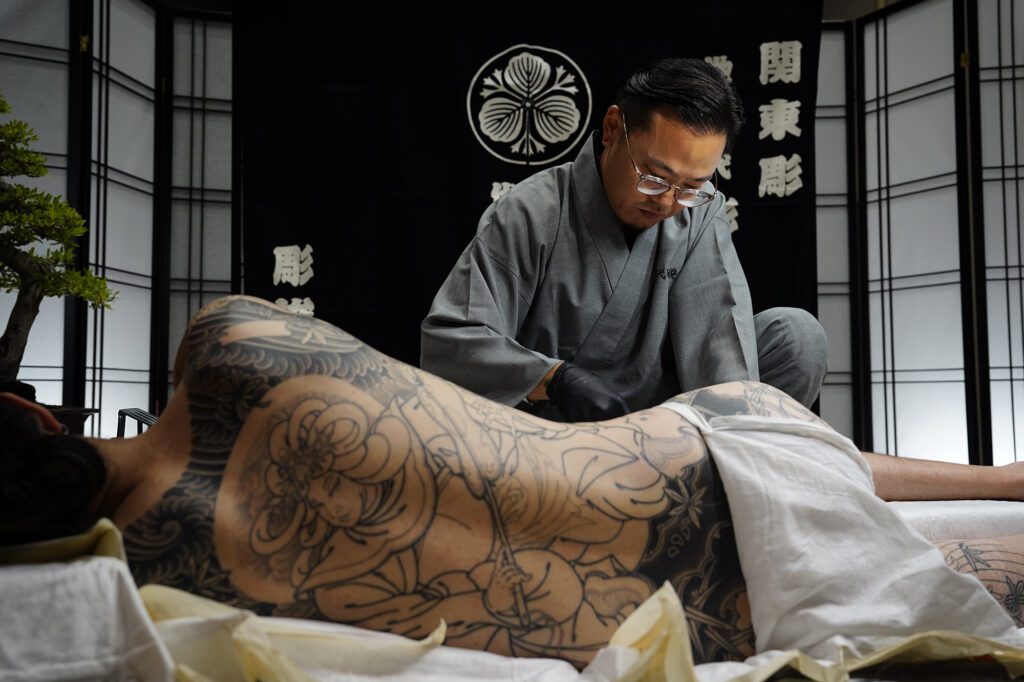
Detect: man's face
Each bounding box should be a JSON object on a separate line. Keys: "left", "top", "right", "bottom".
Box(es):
{"left": 599, "top": 105, "right": 726, "bottom": 230}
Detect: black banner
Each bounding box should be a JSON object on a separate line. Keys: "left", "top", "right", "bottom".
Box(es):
{"left": 237, "top": 4, "right": 823, "bottom": 365}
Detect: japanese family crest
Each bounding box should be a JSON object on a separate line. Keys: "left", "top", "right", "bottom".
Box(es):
{"left": 467, "top": 45, "right": 592, "bottom": 166}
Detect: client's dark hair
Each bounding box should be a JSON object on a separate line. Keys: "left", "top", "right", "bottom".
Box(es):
{"left": 0, "top": 400, "right": 107, "bottom": 546}
{"left": 615, "top": 57, "right": 745, "bottom": 151}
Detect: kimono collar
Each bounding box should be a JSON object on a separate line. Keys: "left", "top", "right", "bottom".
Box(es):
{"left": 570, "top": 131, "right": 657, "bottom": 282}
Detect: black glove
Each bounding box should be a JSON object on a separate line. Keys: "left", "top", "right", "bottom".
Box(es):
{"left": 546, "top": 362, "right": 629, "bottom": 422}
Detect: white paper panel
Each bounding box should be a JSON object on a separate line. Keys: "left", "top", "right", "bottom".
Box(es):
{"left": 977, "top": 0, "right": 1024, "bottom": 68}
{"left": 91, "top": 73, "right": 100, "bottom": 163}
{"left": 196, "top": 202, "right": 231, "bottom": 280}
{"left": 27, "top": 381, "right": 63, "bottom": 406}
{"left": 15, "top": 167, "right": 67, "bottom": 196}
{"left": 170, "top": 201, "right": 232, "bottom": 281}
{"left": 0, "top": 54, "right": 69, "bottom": 153}
{"left": 173, "top": 17, "right": 195, "bottom": 97}
{"left": 815, "top": 118, "right": 848, "bottom": 196}
{"left": 199, "top": 112, "right": 232, "bottom": 190}
{"left": 820, "top": 385, "right": 854, "bottom": 441}
{"left": 817, "top": 30, "right": 846, "bottom": 107}
{"left": 102, "top": 182, "right": 153, "bottom": 275}
{"left": 885, "top": 0, "right": 954, "bottom": 94}
{"left": 0, "top": 295, "right": 65, "bottom": 371}
{"left": 990, "top": 378, "right": 1024, "bottom": 465}
{"left": 979, "top": 81, "right": 1024, "bottom": 166}
{"left": 171, "top": 109, "right": 194, "bottom": 189}
{"left": 869, "top": 293, "right": 889, "bottom": 375}
{"left": 89, "top": 174, "right": 101, "bottom": 264}
{"left": 893, "top": 381, "right": 969, "bottom": 463}
{"left": 108, "top": 0, "right": 154, "bottom": 88}
{"left": 982, "top": 180, "right": 1024, "bottom": 268}
{"left": 168, "top": 290, "right": 192, "bottom": 369}
{"left": 106, "top": 84, "right": 155, "bottom": 181}
{"left": 863, "top": 110, "right": 888, "bottom": 192}
{"left": 863, "top": 22, "right": 880, "bottom": 102}
{"left": 204, "top": 21, "right": 232, "bottom": 102}
{"left": 175, "top": 19, "right": 232, "bottom": 102}
{"left": 885, "top": 90, "right": 958, "bottom": 186}
{"left": 887, "top": 189, "right": 961, "bottom": 277}
{"left": 978, "top": 0, "right": 1001, "bottom": 67}
{"left": 820, "top": 295, "right": 852, "bottom": 374}
{"left": 871, "top": 381, "right": 896, "bottom": 453}
{"left": 891, "top": 284, "right": 965, "bottom": 370}
{"left": 816, "top": 206, "right": 849, "bottom": 282}
{"left": 0, "top": 0, "right": 68, "bottom": 49}
{"left": 986, "top": 281, "right": 1024, "bottom": 371}
{"left": 172, "top": 110, "right": 233, "bottom": 190}
{"left": 866, "top": 203, "right": 887, "bottom": 282}
{"left": 94, "top": 283, "right": 151, "bottom": 371}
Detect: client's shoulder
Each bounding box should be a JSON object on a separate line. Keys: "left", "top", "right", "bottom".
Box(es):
{"left": 188, "top": 295, "right": 290, "bottom": 328}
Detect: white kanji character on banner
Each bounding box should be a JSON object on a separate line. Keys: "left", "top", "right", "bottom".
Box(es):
{"left": 272, "top": 244, "right": 314, "bottom": 287}
{"left": 490, "top": 181, "right": 515, "bottom": 202}
{"left": 758, "top": 99, "right": 802, "bottom": 141}
{"left": 274, "top": 297, "right": 315, "bottom": 316}
{"left": 717, "top": 153, "right": 733, "bottom": 181}
{"left": 758, "top": 154, "right": 803, "bottom": 198}
{"left": 703, "top": 55, "right": 734, "bottom": 82}
{"left": 724, "top": 196, "right": 740, "bottom": 233}
{"left": 759, "top": 41, "right": 802, "bottom": 85}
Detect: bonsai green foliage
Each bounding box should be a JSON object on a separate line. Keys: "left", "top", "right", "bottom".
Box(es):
{"left": 0, "top": 91, "right": 114, "bottom": 386}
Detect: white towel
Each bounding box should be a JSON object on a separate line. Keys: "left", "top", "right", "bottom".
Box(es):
{"left": 0, "top": 556, "right": 173, "bottom": 682}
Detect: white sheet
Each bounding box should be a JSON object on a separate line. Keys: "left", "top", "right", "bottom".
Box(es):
{"left": 0, "top": 556, "right": 174, "bottom": 682}
{"left": 658, "top": 402, "right": 1024, "bottom": 661}
{"left": 891, "top": 499, "right": 1024, "bottom": 542}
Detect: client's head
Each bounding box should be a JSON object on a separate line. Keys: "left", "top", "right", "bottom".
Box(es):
{"left": 0, "top": 394, "right": 107, "bottom": 546}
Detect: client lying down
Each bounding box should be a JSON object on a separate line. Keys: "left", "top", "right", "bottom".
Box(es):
{"left": 2, "top": 296, "right": 1022, "bottom": 668}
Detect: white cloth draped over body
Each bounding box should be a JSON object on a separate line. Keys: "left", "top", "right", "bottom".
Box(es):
{"left": 658, "top": 401, "right": 1024, "bottom": 664}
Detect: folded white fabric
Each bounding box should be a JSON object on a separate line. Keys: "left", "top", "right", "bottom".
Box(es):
{"left": 891, "top": 499, "right": 1024, "bottom": 542}
{"left": 658, "top": 402, "right": 1024, "bottom": 661}
{"left": 0, "top": 556, "right": 174, "bottom": 682}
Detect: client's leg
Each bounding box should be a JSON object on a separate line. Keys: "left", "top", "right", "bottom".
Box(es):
{"left": 937, "top": 535, "right": 1024, "bottom": 627}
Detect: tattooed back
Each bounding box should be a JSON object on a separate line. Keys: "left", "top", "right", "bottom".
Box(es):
{"left": 121, "top": 296, "right": 756, "bottom": 666}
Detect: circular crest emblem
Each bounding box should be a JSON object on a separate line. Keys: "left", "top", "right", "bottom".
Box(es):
{"left": 467, "top": 45, "right": 592, "bottom": 166}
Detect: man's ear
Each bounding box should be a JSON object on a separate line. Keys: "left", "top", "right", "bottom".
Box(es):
{"left": 0, "top": 392, "right": 63, "bottom": 434}
{"left": 602, "top": 105, "right": 622, "bottom": 147}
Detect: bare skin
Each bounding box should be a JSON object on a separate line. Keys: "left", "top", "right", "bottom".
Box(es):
{"left": 15, "top": 296, "right": 1022, "bottom": 667}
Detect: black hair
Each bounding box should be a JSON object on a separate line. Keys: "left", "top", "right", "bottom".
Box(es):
{"left": 615, "top": 57, "right": 745, "bottom": 151}
{"left": 0, "top": 400, "right": 107, "bottom": 546}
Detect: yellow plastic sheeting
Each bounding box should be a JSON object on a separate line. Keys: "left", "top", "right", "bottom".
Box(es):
{"left": 0, "top": 517, "right": 126, "bottom": 564}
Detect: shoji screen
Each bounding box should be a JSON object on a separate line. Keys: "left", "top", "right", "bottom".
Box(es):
{"left": 979, "top": 0, "right": 1024, "bottom": 465}
{"left": 863, "top": 0, "right": 971, "bottom": 463}
{"left": 816, "top": 25, "right": 855, "bottom": 440}
{"left": 167, "top": 16, "right": 232, "bottom": 397}
{"left": 0, "top": 0, "right": 70, "bottom": 406}
{"left": 86, "top": 0, "right": 155, "bottom": 436}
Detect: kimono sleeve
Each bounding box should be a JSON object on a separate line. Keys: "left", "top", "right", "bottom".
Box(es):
{"left": 420, "top": 198, "right": 559, "bottom": 405}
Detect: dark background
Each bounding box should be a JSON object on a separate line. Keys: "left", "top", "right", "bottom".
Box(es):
{"left": 236, "top": 3, "right": 823, "bottom": 365}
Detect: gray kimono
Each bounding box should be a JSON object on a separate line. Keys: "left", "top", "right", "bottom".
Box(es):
{"left": 421, "top": 133, "right": 759, "bottom": 415}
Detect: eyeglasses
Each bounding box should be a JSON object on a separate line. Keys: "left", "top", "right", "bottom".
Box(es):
{"left": 621, "top": 114, "right": 718, "bottom": 208}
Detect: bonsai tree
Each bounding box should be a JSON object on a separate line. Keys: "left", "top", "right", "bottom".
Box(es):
{"left": 0, "top": 90, "right": 113, "bottom": 399}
